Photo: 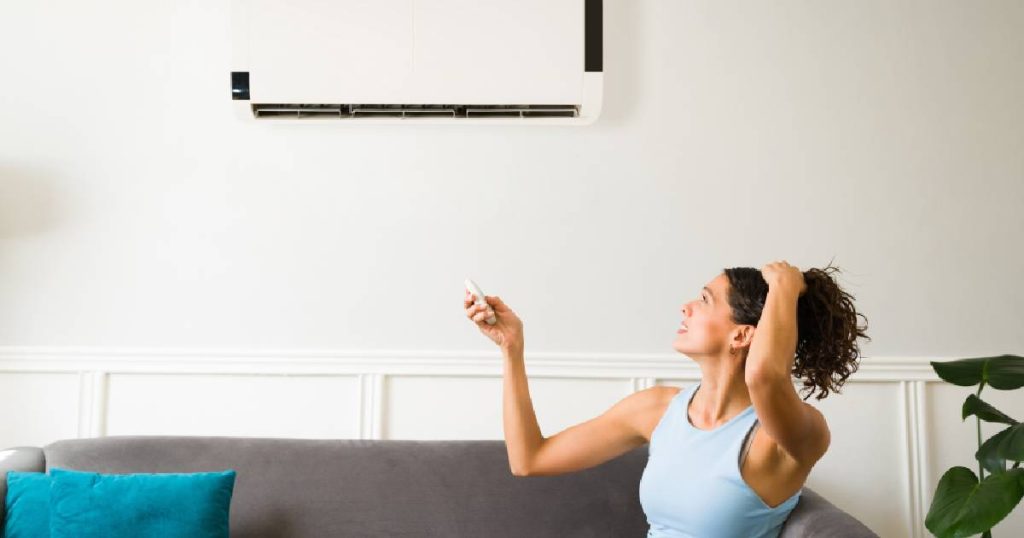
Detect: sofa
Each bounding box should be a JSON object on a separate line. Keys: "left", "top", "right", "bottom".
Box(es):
{"left": 1, "top": 436, "right": 878, "bottom": 537}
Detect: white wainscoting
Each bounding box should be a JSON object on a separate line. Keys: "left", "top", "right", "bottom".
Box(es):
{"left": 1, "top": 349, "right": 1022, "bottom": 538}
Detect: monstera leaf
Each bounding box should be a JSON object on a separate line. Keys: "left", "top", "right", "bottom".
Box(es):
{"left": 976, "top": 427, "right": 1012, "bottom": 475}
{"left": 976, "top": 423, "right": 1024, "bottom": 467}
{"left": 962, "top": 394, "right": 1018, "bottom": 425}
{"left": 931, "top": 355, "right": 1024, "bottom": 389}
{"left": 925, "top": 467, "right": 1024, "bottom": 538}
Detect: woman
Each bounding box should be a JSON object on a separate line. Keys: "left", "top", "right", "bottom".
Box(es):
{"left": 463, "top": 260, "right": 869, "bottom": 538}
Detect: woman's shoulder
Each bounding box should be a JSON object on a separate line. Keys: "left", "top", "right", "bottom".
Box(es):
{"left": 636, "top": 386, "right": 684, "bottom": 442}
{"left": 626, "top": 385, "right": 681, "bottom": 413}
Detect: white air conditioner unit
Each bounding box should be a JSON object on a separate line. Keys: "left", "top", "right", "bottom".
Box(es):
{"left": 230, "top": 0, "right": 603, "bottom": 124}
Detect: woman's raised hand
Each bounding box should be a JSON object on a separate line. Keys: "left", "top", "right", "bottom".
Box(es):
{"left": 761, "top": 260, "right": 807, "bottom": 296}
{"left": 464, "top": 290, "right": 524, "bottom": 354}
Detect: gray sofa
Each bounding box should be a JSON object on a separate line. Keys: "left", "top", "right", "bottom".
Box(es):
{"left": 1, "top": 436, "right": 878, "bottom": 537}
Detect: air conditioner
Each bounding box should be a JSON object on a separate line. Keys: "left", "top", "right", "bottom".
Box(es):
{"left": 230, "top": 0, "right": 603, "bottom": 124}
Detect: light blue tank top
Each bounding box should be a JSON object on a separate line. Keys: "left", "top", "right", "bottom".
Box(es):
{"left": 639, "top": 383, "right": 802, "bottom": 538}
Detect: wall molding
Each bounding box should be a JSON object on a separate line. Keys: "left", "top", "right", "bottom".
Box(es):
{"left": 0, "top": 347, "right": 946, "bottom": 381}
{"left": 360, "top": 373, "right": 385, "bottom": 440}
{"left": 899, "top": 380, "right": 929, "bottom": 538}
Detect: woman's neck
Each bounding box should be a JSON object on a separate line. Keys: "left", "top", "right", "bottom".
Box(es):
{"left": 691, "top": 362, "right": 752, "bottom": 428}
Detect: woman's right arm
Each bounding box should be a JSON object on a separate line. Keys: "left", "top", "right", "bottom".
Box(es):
{"left": 511, "top": 381, "right": 663, "bottom": 476}
{"left": 466, "top": 292, "right": 661, "bottom": 477}
{"left": 501, "top": 346, "right": 544, "bottom": 476}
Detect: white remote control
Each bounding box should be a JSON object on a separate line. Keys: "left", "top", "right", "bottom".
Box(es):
{"left": 465, "top": 279, "right": 497, "bottom": 325}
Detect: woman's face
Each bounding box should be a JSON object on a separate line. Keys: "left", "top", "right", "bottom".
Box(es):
{"left": 672, "top": 273, "right": 737, "bottom": 357}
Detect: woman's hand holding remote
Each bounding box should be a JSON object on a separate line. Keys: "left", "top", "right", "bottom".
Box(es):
{"left": 464, "top": 290, "right": 524, "bottom": 355}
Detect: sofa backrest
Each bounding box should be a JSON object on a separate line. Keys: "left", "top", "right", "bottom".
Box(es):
{"left": 42, "top": 436, "right": 650, "bottom": 537}
{"left": 3, "top": 436, "right": 877, "bottom": 537}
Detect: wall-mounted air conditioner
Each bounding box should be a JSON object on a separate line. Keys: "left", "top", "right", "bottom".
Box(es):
{"left": 230, "top": 0, "right": 602, "bottom": 124}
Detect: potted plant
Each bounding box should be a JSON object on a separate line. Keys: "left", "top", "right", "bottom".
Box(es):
{"left": 926, "top": 354, "right": 1024, "bottom": 537}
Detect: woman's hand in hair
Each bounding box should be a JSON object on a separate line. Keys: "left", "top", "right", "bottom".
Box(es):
{"left": 464, "top": 291, "right": 525, "bottom": 355}
{"left": 761, "top": 260, "right": 807, "bottom": 297}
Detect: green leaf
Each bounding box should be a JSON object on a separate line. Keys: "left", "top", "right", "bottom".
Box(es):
{"left": 925, "top": 467, "right": 1024, "bottom": 538}
{"left": 962, "top": 394, "right": 1019, "bottom": 425}
{"left": 953, "top": 469, "right": 1024, "bottom": 537}
{"left": 931, "top": 355, "right": 1024, "bottom": 389}
{"left": 997, "top": 424, "right": 1024, "bottom": 462}
{"left": 977, "top": 427, "right": 1012, "bottom": 475}
{"left": 932, "top": 358, "right": 990, "bottom": 386}
{"left": 926, "top": 467, "right": 979, "bottom": 537}
{"left": 989, "top": 355, "right": 1024, "bottom": 389}
{"left": 978, "top": 424, "right": 1024, "bottom": 469}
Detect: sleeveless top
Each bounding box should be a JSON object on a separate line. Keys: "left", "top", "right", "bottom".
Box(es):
{"left": 638, "top": 383, "right": 802, "bottom": 538}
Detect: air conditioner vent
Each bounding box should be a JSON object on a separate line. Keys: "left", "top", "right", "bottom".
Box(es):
{"left": 251, "top": 104, "right": 579, "bottom": 119}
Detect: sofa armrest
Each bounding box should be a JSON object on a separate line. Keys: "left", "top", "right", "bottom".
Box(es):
{"left": 780, "top": 488, "right": 879, "bottom": 538}
{"left": 0, "top": 446, "right": 46, "bottom": 526}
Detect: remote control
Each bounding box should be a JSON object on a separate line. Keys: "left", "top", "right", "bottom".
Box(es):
{"left": 465, "top": 279, "right": 497, "bottom": 325}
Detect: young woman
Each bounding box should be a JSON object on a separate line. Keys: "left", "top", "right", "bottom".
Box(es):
{"left": 463, "top": 260, "right": 869, "bottom": 538}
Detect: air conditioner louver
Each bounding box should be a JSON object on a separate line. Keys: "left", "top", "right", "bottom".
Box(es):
{"left": 250, "top": 103, "right": 579, "bottom": 119}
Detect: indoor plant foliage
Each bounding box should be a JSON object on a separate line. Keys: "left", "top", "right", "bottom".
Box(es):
{"left": 925, "top": 354, "right": 1024, "bottom": 538}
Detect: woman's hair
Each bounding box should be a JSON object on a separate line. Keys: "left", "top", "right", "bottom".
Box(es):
{"left": 723, "top": 261, "right": 870, "bottom": 401}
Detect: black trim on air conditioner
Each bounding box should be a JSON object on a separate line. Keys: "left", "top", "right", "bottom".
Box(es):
{"left": 231, "top": 72, "right": 250, "bottom": 100}
{"left": 585, "top": 0, "right": 602, "bottom": 72}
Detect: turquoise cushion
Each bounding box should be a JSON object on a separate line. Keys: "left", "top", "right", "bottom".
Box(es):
{"left": 3, "top": 472, "right": 51, "bottom": 538}
{"left": 48, "top": 467, "right": 236, "bottom": 538}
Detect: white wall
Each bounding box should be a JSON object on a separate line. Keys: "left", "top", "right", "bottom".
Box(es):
{"left": 1, "top": 1, "right": 1023, "bottom": 537}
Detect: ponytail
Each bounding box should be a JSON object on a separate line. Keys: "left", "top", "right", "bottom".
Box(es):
{"left": 724, "top": 262, "right": 870, "bottom": 400}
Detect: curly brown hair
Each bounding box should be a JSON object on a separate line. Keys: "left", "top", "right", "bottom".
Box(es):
{"left": 723, "top": 261, "right": 870, "bottom": 401}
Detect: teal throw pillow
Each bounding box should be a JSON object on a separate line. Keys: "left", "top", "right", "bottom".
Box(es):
{"left": 3, "top": 471, "right": 51, "bottom": 538}
{"left": 48, "top": 467, "right": 236, "bottom": 538}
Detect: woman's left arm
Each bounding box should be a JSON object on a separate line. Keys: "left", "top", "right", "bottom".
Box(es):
{"left": 744, "top": 262, "right": 830, "bottom": 466}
